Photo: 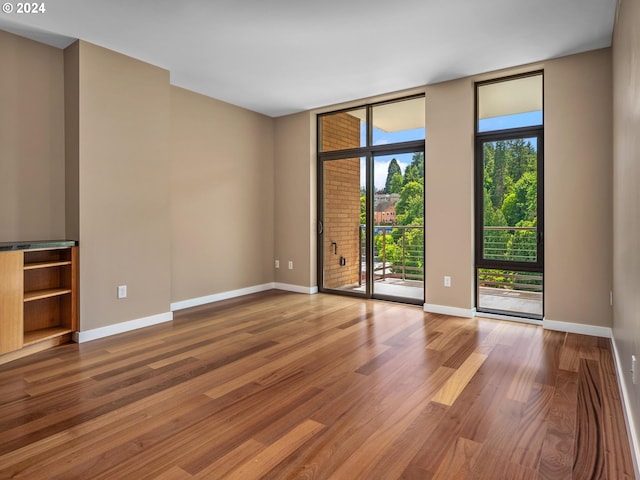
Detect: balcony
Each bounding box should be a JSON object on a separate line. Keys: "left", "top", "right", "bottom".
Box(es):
{"left": 349, "top": 225, "right": 542, "bottom": 315}
{"left": 479, "top": 226, "right": 543, "bottom": 318}
{"left": 358, "top": 225, "right": 424, "bottom": 301}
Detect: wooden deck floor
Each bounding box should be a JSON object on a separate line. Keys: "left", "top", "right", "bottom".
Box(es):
{"left": 0, "top": 290, "right": 635, "bottom": 479}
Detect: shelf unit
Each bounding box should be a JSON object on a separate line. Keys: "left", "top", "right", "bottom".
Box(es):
{"left": 22, "top": 247, "right": 77, "bottom": 346}
{"left": 0, "top": 243, "right": 77, "bottom": 362}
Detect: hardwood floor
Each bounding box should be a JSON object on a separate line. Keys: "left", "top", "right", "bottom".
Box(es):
{"left": 0, "top": 290, "right": 635, "bottom": 479}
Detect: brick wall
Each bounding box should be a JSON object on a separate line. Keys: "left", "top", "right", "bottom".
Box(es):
{"left": 321, "top": 113, "right": 361, "bottom": 289}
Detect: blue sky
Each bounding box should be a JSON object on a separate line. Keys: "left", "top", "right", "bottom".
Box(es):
{"left": 478, "top": 111, "right": 542, "bottom": 132}
{"left": 362, "top": 126, "right": 425, "bottom": 191}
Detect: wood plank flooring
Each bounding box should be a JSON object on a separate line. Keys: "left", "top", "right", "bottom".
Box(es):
{"left": 0, "top": 290, "right": 635, "bottom": 479}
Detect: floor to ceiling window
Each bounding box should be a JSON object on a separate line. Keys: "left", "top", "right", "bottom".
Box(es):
{"left": 317, "top": 96, "right": 425, "bottom": 304}
{"left": 475, "top": 72, "right": 544, "bottom": 319}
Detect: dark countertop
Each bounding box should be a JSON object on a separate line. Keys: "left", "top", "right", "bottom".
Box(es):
{"left": 0, "top": 240, "right": 78, "bottom": 251}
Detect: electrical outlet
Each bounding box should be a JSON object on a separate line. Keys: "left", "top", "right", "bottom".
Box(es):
{"left": 117, "top": 285, "right": 127, "bottom": 299}
{"left": 632, "top": 355, "right": 637, "bottom": 385}
{"left": 444, "top": 276, "right": 451, "bottom": 287}
{"left": 288, "top": 260, "right": 293, "bottom": 270}
{"left": 275, "top": 259, "right": 280, "bottom": 269}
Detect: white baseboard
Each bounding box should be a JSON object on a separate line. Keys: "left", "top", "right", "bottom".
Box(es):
{"left": 274, "top": 283, "right": 318, "bottom": 294}
{"left": 73, "top": 311, "right": 173, "bottom": 343}
{"left": 423, "top": 303, "right": 476, "bottom": 318}
{"left": 170, "top": 282, "right": 318, "bottom": 312}
{"left": 542, "top": 318, "right": 612, "bottom": 338}
{"left": 610, "top": 336, "right": 640, "bottom": 478}
{"left": 170, "top": 283, "right": 276, "bottom": 311}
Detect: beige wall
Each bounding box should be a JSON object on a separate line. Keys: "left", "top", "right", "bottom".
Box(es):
{"left": 170, "top": 86, "right": 275, "bottom": 302}
{"left": 5, "top": 31, "right": 276, "bottom": 331}
{"left": 72, "top": 41, "right": 172, "bottom": 330}
{"left": 544, "top": 49, "right": 613, "bottom": 327}
{"left": 64, "top": 41, "right": 79, "bottom": 240}
{"left": 612, "top": 0, "right": 640, "bottom": 459}
{"left": 274, "top": 111, "right": 316, "bottom": 288}
{"left": 280, "top": 51, "right": 612, "bottom": 321}
{"left": 0, "top": 30, "right": 66, "bottom": 241}
{"left": 424, "top": 78, "right": 475, "bottom": 311}
{"left": 422, "top": 49, "right": 612, "bottom": 327}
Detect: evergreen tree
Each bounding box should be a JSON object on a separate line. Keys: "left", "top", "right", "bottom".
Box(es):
{"left": 389, "top": 172, "right": 404, "bottom": 194}
{"left": 490, "top": 142, "right": 509, "bottom": 209}
{"left": 502, "top": 171, "right": 537, "bottom": 226}
{"left": 384, "top": 159, "right": 402, "bottom": 193}
{"left": 505, "top": 138, "right": 536, "bottom": 183}
{"left": 404, "top": 152, "right": 424, "bottom": 185}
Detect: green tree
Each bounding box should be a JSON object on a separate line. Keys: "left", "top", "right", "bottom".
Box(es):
{"left": 502, "top": 171, "right": 537, "bottom": 226}
{"left": 489, "top": 141, "right": 510, "bottom": 209}
{"left": 404, "top": 152, "right": 424, "bottom": 185}
{"left": 506, "top": 219, "right": 537, "bottom": 262}
{"left": 483, "top": 188, "right": 507, "bottom": 227}
{"left": 484, "top": 139, "right": 536, "bottom": 213}
{"left": 384, "top": 158, "right": 402, "bottom": 193}
{"left": 375, "top": 232, "right": 401, "bottom": 270}
{"left": 395, "top": 181, "right": 424, "bottom": 226}
{"left": 397, "top": 217, "right": 424, "bottom": 278}
{"left": 388, "top": 172, "right": 404, "bottom": 194}
{"left": 505, "top": 138, "right": 536, "bottom": 183}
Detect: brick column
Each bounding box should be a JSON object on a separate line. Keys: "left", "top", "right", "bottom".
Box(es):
{"left": 321, "top": 113, "right": 361, "bottom": 289}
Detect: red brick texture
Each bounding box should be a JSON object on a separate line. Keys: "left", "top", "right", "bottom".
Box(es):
{"left": 320, "top": 113, "right": 362, "bottom": 289}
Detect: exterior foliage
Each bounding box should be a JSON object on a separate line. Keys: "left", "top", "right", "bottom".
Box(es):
{"left": 383, "top": 158, "right": 402, "bottom": 193}
{"left": 374, "top": 152, "right": 425, "bottom": 279}
{"left": 482, "top": 139, "right": 538, "bottom": 263}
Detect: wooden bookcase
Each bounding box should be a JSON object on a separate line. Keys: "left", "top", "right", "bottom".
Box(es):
{"left": 0, "top": 244, "right": 77, "bottom": 363}
{"left": 23, "top": 247, "right": 78, "bottom": 345}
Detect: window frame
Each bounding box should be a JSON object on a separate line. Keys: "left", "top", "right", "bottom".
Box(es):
{"left": 316, "top": 94, "right": 426, "bottom": 303}
{"left": 473, "top": 71, "right": 545, "bottom": 319}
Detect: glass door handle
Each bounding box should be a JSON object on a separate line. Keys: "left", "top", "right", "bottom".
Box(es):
{"left": 318, "top": 221, "right": 324, "bottom": 235}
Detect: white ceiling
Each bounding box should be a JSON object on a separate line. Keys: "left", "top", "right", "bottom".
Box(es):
{"left": 0, "top": 0, "right": 617, "bottom": 117}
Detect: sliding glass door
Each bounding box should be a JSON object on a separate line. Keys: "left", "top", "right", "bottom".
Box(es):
{"left": 371, "top": 152, "right": 424, "bottom": 302}
{"left": 318, "top": 96, "right": 425, "bottom": 304}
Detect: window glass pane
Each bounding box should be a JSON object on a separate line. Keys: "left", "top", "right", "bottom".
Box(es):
{"left": 478, "top": 74, "right": 542, "bottom": 132}
{"left": 322, "top": 157, "right": 367, "bottom": 293}
{"left": 372, "top": 97, "right": 425, "bottom": 145}
{"left": 319, "top": 108, "right": 366, "bottom": 152}
{"left": 477, "top": 268, "right": 543, "bottom": 318}
{"left": 372, "top": 152, "right": 424, "bottom": 302}
{"left": 482, "top": 137, "right": 538, "bottom": 263}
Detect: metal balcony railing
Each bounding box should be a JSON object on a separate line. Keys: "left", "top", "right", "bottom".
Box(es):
{"left": 355, "top": 225, "right": 540, "bottom": 291}
{"left": 359, "top": 225, "right": 424, "bottom": 284}
{"left": 480, "top": 226, "right": 542, "bottom": 297}
{"left": 477, "top": 269, "right": 543, "bottom": 293}
{"left": 483, "top": 226, "right": 537, "bottom": 262}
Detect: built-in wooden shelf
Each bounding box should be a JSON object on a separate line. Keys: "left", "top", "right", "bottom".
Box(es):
{"left": 0, "top": 242, "right": 78, "bottom": 363}
{"left": 24, "top": 260, "right": 73, "bottom": 270}
{"left": 23, "top": 327, "right": 73, "bottom": 346}
{"left": 24, "top": 288, "right": 73, "bottom": 302}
